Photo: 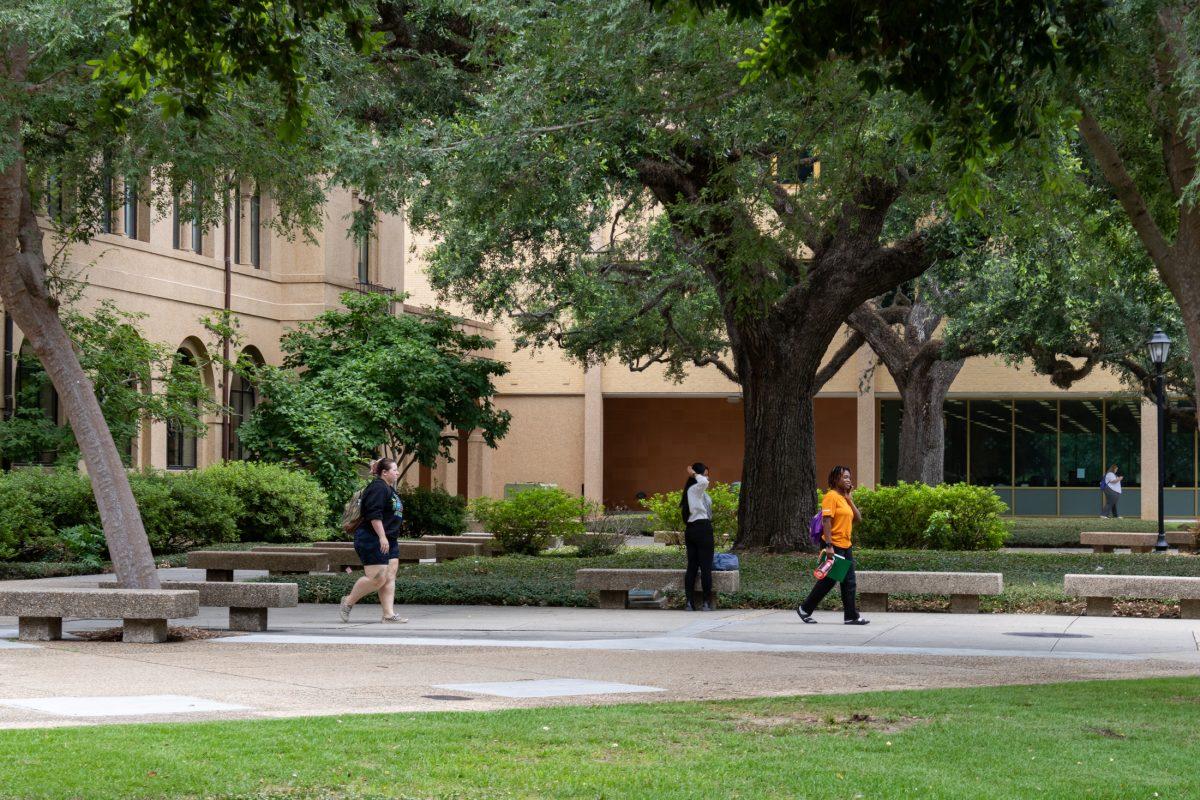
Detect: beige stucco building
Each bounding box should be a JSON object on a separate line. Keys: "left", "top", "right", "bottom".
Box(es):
{"left": 9, "top": 187, "right": 1189, "bottom": 520}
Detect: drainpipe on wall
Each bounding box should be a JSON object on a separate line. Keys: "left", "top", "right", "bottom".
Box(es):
{"left": 220, "top": 185, "right": 232, "bottom": 462}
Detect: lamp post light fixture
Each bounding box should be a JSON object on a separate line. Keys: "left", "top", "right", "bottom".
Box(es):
{"left": 1147, "top": 328, "right": 1171, "bottom": 552}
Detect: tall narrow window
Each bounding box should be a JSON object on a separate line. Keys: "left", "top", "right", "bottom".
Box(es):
{"left": 123, "top": 180, "right": 139, "bottom": 238}
{"left": 233, "top": 186, "right": 242, "bottom": 264}
{"left": 171, "top": 192, "right": 182, "bottom": 249}
{"left": 15, "top": 344, "right": 60, "bottom": 465}
{"left": 100, "top": 170, "right": 114, "bottom": 234}
{"left": 357, "top": 231, "right": 370, "bottom": 283}
{"left": 229, "top": 372, "right": 257, "bottom": 460}
{"left": 191, "top": 184, "right": 204, "bottom": 254}
{"left": 166, "top": 349, "right": 199, "bottom": 470}
{"left": 249, "top": 189, "right": 261, "bottom": 268}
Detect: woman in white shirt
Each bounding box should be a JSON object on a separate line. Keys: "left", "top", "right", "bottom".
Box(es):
{"left": 681, "top": 462, "right": 714, "bottom": 611}
{"left": 1102, "top": 464, "right": 1122, "bottom": 519}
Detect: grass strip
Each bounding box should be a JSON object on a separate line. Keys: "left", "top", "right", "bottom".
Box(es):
{"left": 0, "top": 678, "right": 1197, "bottom": 799}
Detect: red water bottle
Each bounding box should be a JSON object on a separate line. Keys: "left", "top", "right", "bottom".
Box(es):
{"left": 813, "top": 554, "right": 835, "bottom": 580}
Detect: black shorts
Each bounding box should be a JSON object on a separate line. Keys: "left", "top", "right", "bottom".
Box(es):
{"left": 354, "top": 530, "right": 398, "bottom": 566}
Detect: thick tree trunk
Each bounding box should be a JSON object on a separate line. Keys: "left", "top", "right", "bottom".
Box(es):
{"left": 1, "top": 50, "right": 159, "bottom": 589}
{"left": 896, "top": 358, "right": 963, "bottom": 485}
{"left": 735, "top": 361, "right": 814, "bottom": 552}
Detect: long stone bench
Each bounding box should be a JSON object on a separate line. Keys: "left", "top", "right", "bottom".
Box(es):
{"left": 311, "top": 540, "right": 439, "bottom": 562}
{"left": 574, "top": 568, "right": 741, "bottom": 609}
{"left": 1080, "top": 531, "right": 1196, "bottom": 553}
{"left": 103, "top": 581, "right": 297, "bottom": 631}
{"left": 1064, "top": 574, "right": 1200, "bottom": 618}
{"left": 856, "top": 572, "right": 1004, "bottom": 613}
{"left": 186, "top": 551, "right": 330, "bottom": 581}
{"left": 254, "top": 546, "right": 364, "bottom": 571}
{"left": 0, "top": 588, "right": 199, "bottom": 643}
{"left": 428, "top": 540, "right": 485, "bottom": 560}
{"left": 421, "top": 534, "right": 499, "bottom": 554}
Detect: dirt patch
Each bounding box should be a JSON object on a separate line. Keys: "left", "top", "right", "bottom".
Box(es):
{"left": 72, "top": 625, "right": 235, "bottom": 642}
{"left": 733, "top": 710, "right": 927, "bottom": 735}
{"left": 1087, "top": 727, "right": 1127, "bottom": 739}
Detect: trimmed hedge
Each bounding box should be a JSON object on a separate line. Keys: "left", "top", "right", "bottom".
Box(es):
{"left": 640, "top": 482, "right": 739, "bottom": 546}
{"left": 851, "top": 482, "right": 1009, "bottom": 550}
{"left": 471, "top": 486, "right": 595, "bottom": 555}
{"left": 0, "top": 463, "right": 328, "bottom": 562}
{"left": 398, "top": 485, "right": 467, "bottom": 537}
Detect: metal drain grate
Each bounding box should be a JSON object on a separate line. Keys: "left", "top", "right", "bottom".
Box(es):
{"left": 1003, "top": 632, "right": 1092, "bottom": 639}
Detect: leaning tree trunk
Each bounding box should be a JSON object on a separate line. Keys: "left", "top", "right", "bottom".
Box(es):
{"left": 0, "top": 62, "right": 160, "bottom": 589}
{"left": 896, "top": 358, "right": 964, "bottom": 485}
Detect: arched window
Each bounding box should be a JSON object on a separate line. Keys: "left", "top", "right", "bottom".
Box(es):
{"left": 14, "top": 342, "right": 59, "bottom": 464}
{"left": 229, "top": 372, "right": 257, "bottom": 461}
{"left": 166, "top": 349, "right": 199, "bottom": 469}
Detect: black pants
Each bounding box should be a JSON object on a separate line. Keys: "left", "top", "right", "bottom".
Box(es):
{"left": 684, "top": 519, "right": 714, "bottom": 603}
{"left": 1102, "top": 488, "right": 1120, "bottom": 517}
{"left": 800, "top": 545, "right": 859, "bottom": 621}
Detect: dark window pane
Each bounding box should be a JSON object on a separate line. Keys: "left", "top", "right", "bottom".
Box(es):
{"left": 878, "top": 399, "right": 902, "bottom": 485}
{"left": 124, "top": 182, "right": 138, "bottom": 238}
{"left": 1164, "top": 405, "right": 1196, "bottom": 488}
{"left": 969, "top": 400, "right": 1012, "bottom": 486}
{"left": 1104, "top": 399, "right": 1141, "bottom": 488}
{"left": 249, "top": 191, "right": 261, "bottom": 268}
{"left": 943, "top": 400, "right": 967, "bottom": 484}
{"left": 229, "top": 373, "right": 257, "bottom": 461}
{"left": 1059, "top": 399, "right": 1103, "bottom": 487}
{"left": 1014, "top": 400, "right": 1057, "bottom": 487}
{"left": 166, "top": 350, "right": 199, "bottom": 470}
{"left": 171, "top": 194, "right": 181, "bottom": 249}
{"left": 191, "top": 185, "right": 203, "bottom": 254}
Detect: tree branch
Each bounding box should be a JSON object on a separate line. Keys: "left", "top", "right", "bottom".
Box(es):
{"left": 814, "top": 330, "right": 865, "bottom": 390}
{"left": 1077, "top": 105, "right": 1174, "bottom": 276}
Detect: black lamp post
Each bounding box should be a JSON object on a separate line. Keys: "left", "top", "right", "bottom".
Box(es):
{"left": 1147, "top": 328, "right": 1171, "bottom": 552}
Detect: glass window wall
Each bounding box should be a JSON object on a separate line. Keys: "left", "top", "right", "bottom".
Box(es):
{"left": 968, "top": 400, "right": 1012, "bottom": 487}
{"left": 1014, "top": 400, "right": 1057, "bottom": 487}
{"left": 1059, "top": 400, "right": 1102, "bottom": 488}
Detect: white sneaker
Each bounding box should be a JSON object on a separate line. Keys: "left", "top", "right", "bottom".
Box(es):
{"left": 339, "top": 596, "right": 352, "bottom": 623}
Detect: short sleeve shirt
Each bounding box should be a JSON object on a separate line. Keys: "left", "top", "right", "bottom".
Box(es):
{"left": 821, "top": 490, "right": 854, "bottom": 549}
{"left": 358, "top": 478, "right": 404, "bottom": 539}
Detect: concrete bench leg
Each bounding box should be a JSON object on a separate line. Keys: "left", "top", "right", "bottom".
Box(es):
{"left": 1085, "top": 596, "right": 1114, "bottom": 617}
{"left": 229, "top": 607, "right": 269, "bottom": 631}
{"left": 123, "top": 618, "right": 168, "bottom": 643}
{"left": 1092, "top": 545, "right": 1113, "bottom": 554}
{"left": 18, "top": 617, "right": 62, "bottom": 641}
{"left": 1180, "top": 599, "right": 1200, "bottom": 619}
{"left": 598, "top": 590, "right": 628, "bottom": 609}
{"left": 858, "top": 593, "right": 888, "bottom": 612}
{"left": 950, "top": 594, "right": 980, "bottom": 614}
{"left": 206, "top": 569, "right": 234, "bottom": 582}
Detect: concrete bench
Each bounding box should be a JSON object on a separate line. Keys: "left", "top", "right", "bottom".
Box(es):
{"left": 574, "top": 568, "right": 741, "bottom": 609}
{"left": 1080, "top": 531, "right": 1196, "bottom": 553}
{"left": 856, "top": 571, "right": 1003, "bottom": 613}
{"left": 311, "top": 540, "right": 439, "bottom": 562}
{"left": 102, "top": 581, "right": 298, "bottom": 631}
{"left": 421, "top": 534, "right": 499, "bottom": 554}
{"left": 1064, "top": 574, "right": 1200, "bottom": 618}
{"left": 0, "top": 588, "right": 199, "bottom": 643}
{"left": 254, "top": 546, "right": 364, "bottom": 571}
{"left": 428, "top": 540, "right": 484, "bottom": 560}
{"left": 186, "top": 551, "right": 330, "bottom": 581}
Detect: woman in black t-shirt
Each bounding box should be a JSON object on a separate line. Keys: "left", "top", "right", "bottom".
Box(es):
{"left": 339, "top": 458, "right": 407, "bottom": 623}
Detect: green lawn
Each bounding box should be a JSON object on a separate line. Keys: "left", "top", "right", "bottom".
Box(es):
{"left": 1004, "top": 516, "right": 1189, "bottom": 547}
{"left": 1, "top": 679, "right": 1197, "bottom": 799}
{"left": 280, "top": 546, "right": 1200, "bottom": 615}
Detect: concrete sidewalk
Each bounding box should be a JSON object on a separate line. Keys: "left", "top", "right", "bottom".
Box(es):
{"left": 2, "top": 570, "right": 1199, "bottom": 729}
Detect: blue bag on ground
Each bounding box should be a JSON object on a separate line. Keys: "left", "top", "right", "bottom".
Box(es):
{"left": 712, "top": 553, "right": 739, "bottom": 571}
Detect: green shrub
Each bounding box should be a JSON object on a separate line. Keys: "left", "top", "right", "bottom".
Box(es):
{"left": 165, "top": 472, "right": 240, "bottom": 551}
{"left": 194, "top": 461, "right": 328, "bottom": 543}
{"left": 57, "top": 524, "right": 107, "bottom": 570}
{"left": 398, "top": 485, "right": 467, "bottom": 537}
{"left": 566, "top": 531, "right": 625, "bottom": 557}
{"left": 471, "top": 487, "right": 595, "bottom": 555}
{"left": 852, "top": 482, "right": 1008, "bottom": 550}
{"left": 639, "top": 481, "right": 739, "bottom": 547}
{"left": 0, "top": 475, "right": 51, "bottom": 560}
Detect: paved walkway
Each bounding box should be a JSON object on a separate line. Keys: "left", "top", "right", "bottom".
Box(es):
{"left": 1, "top": 569, "right": 1199, "bottom": 729}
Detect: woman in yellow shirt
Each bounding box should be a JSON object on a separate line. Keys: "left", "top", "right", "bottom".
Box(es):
{"left": 797, "top": 465, "right": 869, "bottom": 625}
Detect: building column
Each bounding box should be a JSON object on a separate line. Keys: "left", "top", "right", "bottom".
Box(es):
{"left": 583, "top": 365, "right": 604, "bottom": 505}
{"left": 466, "top": 429, "right": 492, "bottom": 500}
{"left": 855, "top": 348, "right": 877, "bottom": 488}
{"left": 1140, "top": 397, "right": 1158, "bottom": 521}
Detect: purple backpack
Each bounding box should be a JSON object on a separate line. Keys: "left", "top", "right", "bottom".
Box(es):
{"left": 808, "top": 511, "right": 824, "bottom": 546}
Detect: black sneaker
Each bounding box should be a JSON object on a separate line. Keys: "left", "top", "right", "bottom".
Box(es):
{"left": 844, "top": 617, "right": 870, "bottom": 626}
{"left": 796, "top": 607, "right": 816, "bottom": 624}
